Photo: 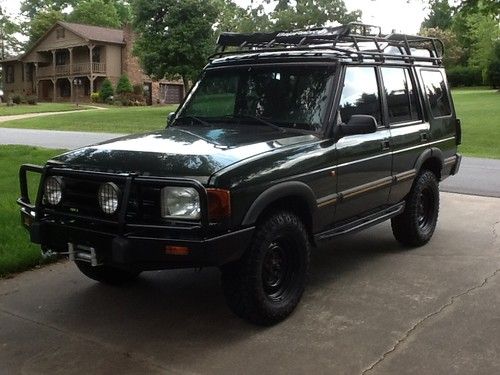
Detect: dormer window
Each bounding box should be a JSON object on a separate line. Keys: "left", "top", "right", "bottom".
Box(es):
{"left": 56, "top": 27, "right": 65, "bottom": 39}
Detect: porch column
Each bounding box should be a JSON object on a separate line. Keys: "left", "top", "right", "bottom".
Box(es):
{"left": 68, "top": 77, "right": 73, "bottom": 103}
{"left": 52, "top": 78, "right": 56, "bottom": 103}
{"left": 68, "top": 47, "right": 74, "bottom": 102}
{"left": 34, "top": 63, "right": 39, "bottom": 97}
{"left": 51, "top": 50, "right": 56, "bottom": 76}
{"left": 88, "top": 44, "right": 94, "bottom": 93}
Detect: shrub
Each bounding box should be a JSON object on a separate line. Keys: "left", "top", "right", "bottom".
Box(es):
{"left": 11, "top": 94, "right": 22, "bottom": 104}
{"left": 90, "top": 92, "right": 101, "bottom": 103}
{"left": 26, "top": 95, "right": 37, "bottom": 105}
{"left": 447, "top": 66, "right": 483, "bottom": 87}
{"left": 99, "top": 79, "right": 114, "bottom": 102}
{"left": 486, "top": 42, "right": 500, "bottom": 89}
{"left": 132, "top": 84, "right": 144, "bottom": 96}
{"left": 116, "top": 74, "right": 133, "bottom": 95}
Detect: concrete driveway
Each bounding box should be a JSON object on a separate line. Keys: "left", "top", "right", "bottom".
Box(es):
{"left": 1, "top": 192, "right": 499, "bottom": 374}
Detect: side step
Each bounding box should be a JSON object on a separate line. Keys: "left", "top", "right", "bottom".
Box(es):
{"left": 315, "top": 202, "right": 405, "bottom": 241}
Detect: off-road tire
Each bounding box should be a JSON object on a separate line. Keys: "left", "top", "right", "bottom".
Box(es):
{"left": 392, "top": 170, "right": 440, "bottom": 247}
{"left": 221, "top": 211, "right": 310, "bottom": 325}
{"left": 75, "top": 261, "right": 141, "bottom": 285}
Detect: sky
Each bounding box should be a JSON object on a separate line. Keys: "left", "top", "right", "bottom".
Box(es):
{"left": 0, "top": 0, "right": 456, "bottom": 35}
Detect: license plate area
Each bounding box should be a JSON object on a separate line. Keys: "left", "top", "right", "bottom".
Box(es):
{"left": 68, "top": 243, "right": 103, "bottom": 267}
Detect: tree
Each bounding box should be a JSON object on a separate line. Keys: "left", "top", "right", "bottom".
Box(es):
{"left": 20, "top": 0, "right": 76, "bottom": 18}
{"left": 0, "top": 6, "right": 23, "bottom": 59}
{"left": 421, "top": 0, "right": 453, "bottom": 30}
{"left": 25, "top": 9, "right": 65, "bottom": 47}
{"left": 115, "top": 74, "right": 133, "bottom": 94}
{"left": 132, "top": 0, "right": 218, "bottom": 90}
{"left": 270, "top": 0, "right": 361, "bottom": 31}
{"left": 69, "top": 0, "right": 121, "bottom": 28}
{"left": 420, "top": 27, "right": 465, "bottom": 67}
{"left": 486, "top": 42, "right": 500, "bottom": 89}
{"left": 99, "top": 79, "right": 114, "bottom": 101}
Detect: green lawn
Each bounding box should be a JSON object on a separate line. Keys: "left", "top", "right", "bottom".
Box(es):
{"left": 0, "top": 145, "right": 65, "bottom": 277}
{"left": 453, "top": 88, "right": 500, "bottom": 159}
{"left": 0, "top": 105, "right": 177, "bottom": 133}
{"left": 0, "top": 102, "right": 89, "bottom": 116}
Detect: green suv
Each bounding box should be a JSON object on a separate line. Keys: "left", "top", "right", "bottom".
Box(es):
{"left": 18, "top": 24, "right": 461, "bottom": 325}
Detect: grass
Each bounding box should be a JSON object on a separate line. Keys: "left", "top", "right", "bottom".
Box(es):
{"left": 0, "top": 102, "right": 90, "bottom": 116}
{"left": 0, "top": 105, "right": 178, "bottom": 133}
{"left": 453, "top": 88, "right": 500, "bottom": 159}
{"left": 0, "top": 145, "right": 65, "bottom": 277}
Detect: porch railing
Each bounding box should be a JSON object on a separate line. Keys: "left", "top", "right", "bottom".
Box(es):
{"left": 37, "top": 62, "right": 107, "bottom": 78}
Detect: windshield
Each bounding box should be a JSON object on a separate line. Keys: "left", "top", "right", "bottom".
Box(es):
{"left": 177, "top": 65, "right": 336, "bottom": 132}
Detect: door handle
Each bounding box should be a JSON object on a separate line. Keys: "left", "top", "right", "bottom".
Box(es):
{"left": 420, "top": 133, "right": 429, "bottom": 142}
{"left": 381, "top": 140, "right": 390, "bottom": 151}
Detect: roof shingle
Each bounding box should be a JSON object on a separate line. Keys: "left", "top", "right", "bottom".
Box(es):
{"left": 58, "top": 21, "right": 124, "bottom": 44}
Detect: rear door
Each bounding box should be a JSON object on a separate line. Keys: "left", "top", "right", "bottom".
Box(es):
{"left": 380, "top": 66, "right": 428, "bottom": 204}
{"left": 334, "top": 65, "right": 392, "bottom": 222}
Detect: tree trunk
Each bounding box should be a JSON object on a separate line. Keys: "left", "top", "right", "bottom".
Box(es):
{"left": 182, "top": 75, "right": 190, "bottom": 98}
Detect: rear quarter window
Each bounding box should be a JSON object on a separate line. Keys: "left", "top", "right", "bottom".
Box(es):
{"left": 420, "top": 70, "right": 451, "bottom": 118}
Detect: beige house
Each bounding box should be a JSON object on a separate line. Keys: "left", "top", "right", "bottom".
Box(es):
{"left": 1, "top": 21, "right": 185, "bottom": 104}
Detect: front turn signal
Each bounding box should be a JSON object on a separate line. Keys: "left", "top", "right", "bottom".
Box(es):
{"left": 207, "top": 189, "right": 231, "bottom": 222}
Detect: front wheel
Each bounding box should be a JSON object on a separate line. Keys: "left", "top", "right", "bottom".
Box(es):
{"left": 221, "top": 211, "right": 310, "bottom": 325}
{"left": 391, "top": 170, "right": 440, "bottom": 247}
{"left": 75, "top": 261, "right": 141, "bottom": 285}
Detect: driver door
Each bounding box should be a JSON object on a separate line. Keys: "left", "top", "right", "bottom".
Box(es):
{"left": 334, "top": 66, "right": 392, "bottom": 222}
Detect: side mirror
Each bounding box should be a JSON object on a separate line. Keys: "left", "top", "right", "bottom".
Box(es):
{"left": 167, "top": 112, "right": 175, "bottom": 126}
{"left": 340, "top": 115, "right": 377, "bottom": 136}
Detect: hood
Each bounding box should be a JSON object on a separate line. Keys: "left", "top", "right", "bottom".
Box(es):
{"left": 51, "top": 126, "right": 318, "bottom": 180}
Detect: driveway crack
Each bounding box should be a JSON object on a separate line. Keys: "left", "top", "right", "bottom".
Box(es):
{"left": 361, "top": 267, "right": 500, "bottom": 375}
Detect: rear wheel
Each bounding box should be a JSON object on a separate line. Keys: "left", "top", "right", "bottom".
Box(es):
{"left": 391, "top": 170, "right": 440, "bottom": 247}
{"left": 75, "top": 261, "right": 141, "bottom": 285}
{"left": 221, "top": 211, "right": 310, "bottom": 325}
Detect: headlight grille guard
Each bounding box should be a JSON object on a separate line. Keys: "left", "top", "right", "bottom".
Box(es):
{"left": 17, "top": 164, "right": 210, "bottom": 234}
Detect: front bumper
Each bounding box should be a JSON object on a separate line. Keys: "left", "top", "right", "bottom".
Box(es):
{"left": 17, "top": 164, "right": 254, "bottom": 270}
{"left": 24, "top": 215, "right": 254, "bottom": 270}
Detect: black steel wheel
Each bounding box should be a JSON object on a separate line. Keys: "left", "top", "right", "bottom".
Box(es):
{"left": 75, "top": 261, "right": 141, "bottom": 285}
{"left": 221, "top": 210, "right": 310, "bottom": 325}
{"left": 392, "top": 170, "right": 440, "bottom": 247}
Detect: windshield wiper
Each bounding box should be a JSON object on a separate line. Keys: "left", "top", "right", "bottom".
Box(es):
{"left": 227, "top": 114, "right": 285, "bottom": 132}
{"left": 173, "top": 115, "right": 212, "bottom": 127}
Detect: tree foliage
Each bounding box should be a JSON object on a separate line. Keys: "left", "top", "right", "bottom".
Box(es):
{"left": 0, "top": 6, "right": 23, "bottom": 59}
{"left": 69, "top": 0, "right": 122, "bottom": 28}
{"left": 132, "top": 0, "right": 218, "bottom": 88}
{"left": 421, "top": 0, "right": 453, "bottom": 30}
{"left": 99, "top": 78, "right": 114, "bottom": 101}
{"left": 115, "top": 74, "right": 133, "bottom": 94}
{"left": 270, "top": 0, "right": 360, "bottom": 31}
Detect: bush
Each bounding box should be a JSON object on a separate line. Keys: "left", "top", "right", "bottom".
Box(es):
{"left": 99, "top": 79, "right": 114, "bottom": 102}
{"left": 26, "top": 95, "right": 37, "bottom": 105}
{"left": 447, "top": 66, "right": 483, "bottom": 87}
{"left": 486, "top": 42, "right": 500, "bottom": 89}
{"left": 90, "top": 92, "right": 101, "bottom": 103}
{"left": 11, "top": 94, "right": 22, "bottom": 104}
{"left": 132, "top": 84, "right": 144, "bottom": 96}
{"left": 116, "top": 74, "right": 133, "bottom": 95}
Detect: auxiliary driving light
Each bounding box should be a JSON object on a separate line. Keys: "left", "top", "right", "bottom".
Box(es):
{"left": 98, "top": 182, "right": 121, "bottom": 214}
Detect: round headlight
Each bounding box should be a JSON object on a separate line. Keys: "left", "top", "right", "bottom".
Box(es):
{"left": 44, "top": 176, "right": 63, "bottom": 205}
{"left": 98, "top": 182, "right": 121, "bottom": 214}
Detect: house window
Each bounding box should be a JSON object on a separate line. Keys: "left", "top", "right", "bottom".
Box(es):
{"left": 56, "top": 51, "right": 68, "bottom": 66}
{"left": 5, "top": 65, "right": 15, "bottom": 83}
{"left": 92, "top": 47, "right": 101, "bottom": 63}
{"left": 56, "top": 27, "right": 65, "bottom": 39}
{"left": 26, "top": 64, "right": 33, "bottom": 82}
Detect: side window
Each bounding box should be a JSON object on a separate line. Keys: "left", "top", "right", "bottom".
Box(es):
{"left": 381, "top": 67, "right": 421, "bottom": 124}
{"left": 338, "top": 66, "right": 381, "bottom": 125}
{"left": 421, "top": 70, "right": 451, "bottom": 117}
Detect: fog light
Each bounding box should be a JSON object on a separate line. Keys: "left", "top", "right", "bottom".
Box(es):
{"left": 98, "top": 182, "right": 120, "bottom": 214}
{"left": 44, "top": 176, "right": 63, "bottom": 205}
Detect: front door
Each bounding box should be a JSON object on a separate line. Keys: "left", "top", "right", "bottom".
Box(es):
{"left": 334, "top": 65, "right": 392, "bottom": 222}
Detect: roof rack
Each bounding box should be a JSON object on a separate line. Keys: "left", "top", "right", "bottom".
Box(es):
{"left": 212, "top": 23, "right": 444, "bottom": 66}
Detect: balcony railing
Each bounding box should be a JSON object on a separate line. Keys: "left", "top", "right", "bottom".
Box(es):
{"left": 37, "top": 62, "right": 106, "bottom": 78}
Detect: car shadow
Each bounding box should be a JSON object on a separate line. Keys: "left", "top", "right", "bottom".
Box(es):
{"left": 59, "top": 222, "right": 408, "bottom": 362}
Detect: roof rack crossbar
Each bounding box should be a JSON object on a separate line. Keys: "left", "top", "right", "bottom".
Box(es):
{"left": 213, "top": 22, "right": 443, "bottom": 66}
